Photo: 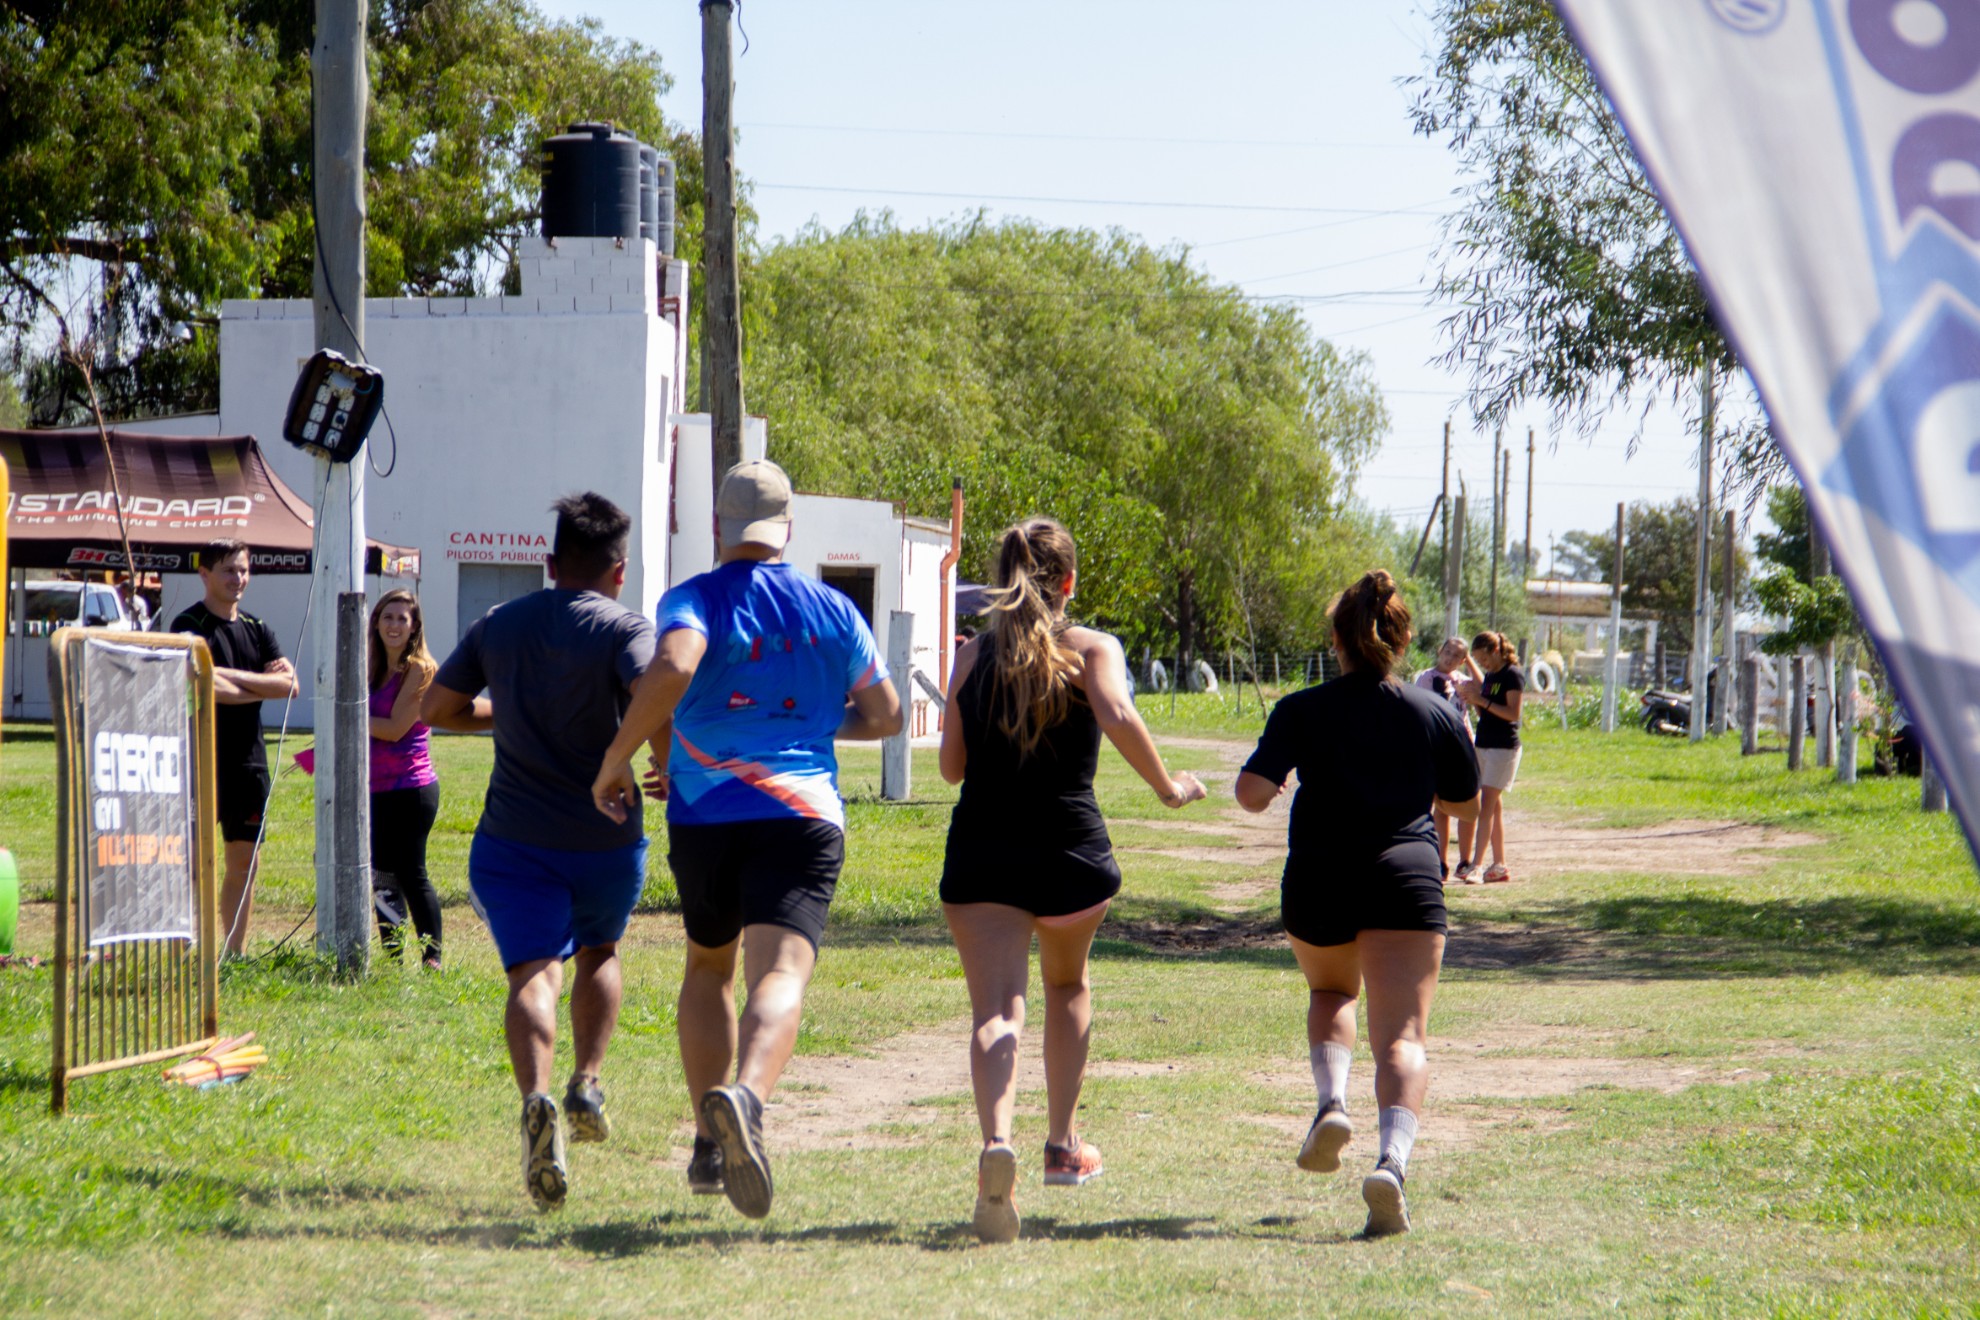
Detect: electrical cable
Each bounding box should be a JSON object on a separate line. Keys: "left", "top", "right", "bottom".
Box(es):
{"left": 755, "top": 181, "right": 1451, "bottom": 218}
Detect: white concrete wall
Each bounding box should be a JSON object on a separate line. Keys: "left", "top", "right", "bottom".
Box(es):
{"left": 668, "top": 414, "right": 769, "bottom": 582}
{"left": 215, "top": 237, "right": 678, "bottom": 723}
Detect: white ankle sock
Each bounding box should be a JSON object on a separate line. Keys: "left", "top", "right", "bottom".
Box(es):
{"left": 1311, "top": 1042, "right": 1351, "bottom": 1109}
{"left": 1378, "top": 1106, "right": 1419, "bottom": 1173}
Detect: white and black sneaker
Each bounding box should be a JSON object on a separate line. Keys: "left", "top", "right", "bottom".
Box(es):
{"left": 1297, "top": 1099, "right": 1353, "bottom": 1173}
{"left": 564, "top": 1075, "right": 611, "bottom": 1144}
{"left": 687, "top": 1136, "right": 725, "bottom": 1196}
{"left": 521, "top": 1092, "right": 568, "bottom": 1210}
{"left": 1361, "top": 1155, "right": 1410, "bottom": 1237}
{"left": 701, "top": 1084, "right": 773, "bottom": 1218}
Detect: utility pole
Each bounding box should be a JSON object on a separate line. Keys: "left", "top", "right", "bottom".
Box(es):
{"left": 1690, "top": 362, "right": 1715, "bottom": 743}
{"left": 1439, "top": 420, "right": 1451, "bottom": 587}
{"left": 1488, "top": 427, "right": 1502, "bottom": 629}
{"left": 1499, "top": 451, "right": 1511, "bottom": 623}
{"left": 1445, "top": 492, "right": 1466, "bottom": 642}
{"left": 1810, "top": 518, "right": 1836, "bottom": 766}
{"left": 1524, "top": 427, "right": 1535, "bottom": 578}
{"left": 1601, "top": 502, "right": 1624, "bottom": 733}
{"left": 701, "top": 0, "right": 743, "bottom": 486}
{"left": 1714, "top": 508, "right": 1737, "bottom": 735}
{"left": 311, "top": 0, "right": 370, "bottom": 972}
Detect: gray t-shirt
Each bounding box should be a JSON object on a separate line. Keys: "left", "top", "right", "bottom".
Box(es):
{"left": 435, "top": 588, "right": 656, "bottom": 851}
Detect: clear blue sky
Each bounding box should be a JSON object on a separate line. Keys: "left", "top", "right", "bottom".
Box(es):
{"left": 538, "top": 0, "right": 1721, "bottom": 567}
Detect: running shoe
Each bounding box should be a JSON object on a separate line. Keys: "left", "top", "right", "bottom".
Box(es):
{"left": 1297, "top": 1099, "right": 1354, "bottom": 1173}
{"left": 1361, "top": 1156, "right": 1410, "bottom": 1237}
{"left": 687, "top": 1135, "right": 725, "bottom": 1196}
{"left": 973, "top": 1143, "right": 1021, "bottom": 1244}
{"left": 1453, "top": 861, "right": 1480, "bottom": 885}
{"left": 700, "top": 1084, "right": 773, "bottom": 1218}
{"left": 1043, "top": 1135, "right": 1104, "bottom": 1186}
{"left": 564, "top": 1075, "right": 611, "bottom": 1143}
{"left": 521, "top": 1092, "right": 567, "bottom": 1210}
{"left": 1482, "top": 863, "right": 1512, "bottom": 884}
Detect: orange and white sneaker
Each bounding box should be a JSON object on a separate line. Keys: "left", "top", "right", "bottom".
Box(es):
{"left": 1482, "top": 863, "right": 1512, "bottom": 884}
{"left": 1043, "top": 1135, "right": 1104, "bottom": 1186}
{"left": 973, "top": 1143, "right": 1020, "bottom": 1244}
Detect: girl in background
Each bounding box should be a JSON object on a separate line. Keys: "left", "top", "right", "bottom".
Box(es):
{"left": 1456, "top": 631, "right": 1524, "bottom": 884}
{"left": 368, "top": 590, "right": 443, "bottom": 966}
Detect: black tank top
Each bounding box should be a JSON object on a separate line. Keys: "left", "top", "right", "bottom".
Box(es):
{"left": 945, "top": 633, "right": 1118, "bottom": 885}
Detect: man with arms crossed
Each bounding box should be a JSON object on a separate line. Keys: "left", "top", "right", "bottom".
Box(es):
{"left": 424, "top": 494, "right": 657, "bottom": 1210}
{"left": 592, "top": 460, "right": 902, "bottom": 1220}
{"left": 171, "top": 540, "right": 298, "bottom": 956}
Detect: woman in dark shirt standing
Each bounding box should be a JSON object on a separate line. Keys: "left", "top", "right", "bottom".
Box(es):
{"left": 1455, "top": 631, "right": 1524, "bottom": 885}
{"left": 940, "top": 518, "right": 1206, "bottom": 1245}
{"left": 1236, "top": 571, "right": 1479, "bottom": 1237}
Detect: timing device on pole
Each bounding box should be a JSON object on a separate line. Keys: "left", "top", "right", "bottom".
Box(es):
{"left": 281, "top": 349, "right": 383, "bottom": 464}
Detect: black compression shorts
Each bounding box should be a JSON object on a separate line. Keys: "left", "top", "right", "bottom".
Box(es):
{"left": 666, "top": 817, "right": 844, "bottom": 950}
{"left": 216, "top": 764, "right": 272, "bottom": 845}
{"left": 1280, "top": 839, "right": 1448, "bottom": 947}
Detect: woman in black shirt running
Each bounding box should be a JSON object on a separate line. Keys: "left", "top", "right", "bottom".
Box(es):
{"left": 1236, "top": 571, "right": 1479, "bottom": 1237}
{"left": 940, "top": 517, "right": 1206, "bottom": 1244}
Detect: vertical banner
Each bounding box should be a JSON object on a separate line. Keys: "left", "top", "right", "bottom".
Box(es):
{"left": 79, "top": 640, "right": 197, "bottom": 943}
{"left": 1553, "top": 0, "right": 1980, "bottom": 858}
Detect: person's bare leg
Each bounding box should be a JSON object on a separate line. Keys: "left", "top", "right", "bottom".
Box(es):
{"left": 1455, "top": 815, "right": 1476, "bottom": 870}
{"left": 1433, "top": 810, "right": 1451, "bottom": 870}
{"left": 219, "top": 840, "right": 257, "bottom": 955}
{"left": 568, "top": 943, "right": 621, "bottom": 1081}
{"left": 504, "top": 957, "right": 563, "bottom": 1096}
{"left": 1357, "top": 929, "right": 1444, "bottom": 1114}
{"left": 1036, "top": 903, "right": 1110, "bottom": 1147}
{"left": 732, "top": 924, "right": 818, "bottom": 1102}
{"left": 1473, "top": 788, "right": 1502, "bottom": 867}
{"left": 678, "top": 937, "right": 739, "bottom": 1138}
{"left": 1288, "top": 936, "right": 1360, "bottom": 1055}
{"left": 944, "top": 903, "right": 1035, "bottom": 1144}
{"left": 1488, "top": 790, "right": 1508, "bottom": 869}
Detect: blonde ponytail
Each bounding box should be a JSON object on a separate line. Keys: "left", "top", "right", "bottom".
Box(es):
{"left": 982, "top": 518, "right": 1080, "bottom": 757}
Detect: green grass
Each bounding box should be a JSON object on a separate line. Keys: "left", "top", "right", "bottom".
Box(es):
{"left": 1, "top": 713, "right": 1977, "bottom": 1316}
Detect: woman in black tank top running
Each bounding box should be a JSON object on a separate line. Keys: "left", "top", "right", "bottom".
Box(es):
{"left": 940, "top": 518, "right": 1206, "bottom": 1244}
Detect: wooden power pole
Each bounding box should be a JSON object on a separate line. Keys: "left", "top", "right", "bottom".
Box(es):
{"left": 1690, "top": 362, "right": 1715, "bottom": 743}
{"left": 1439, "top": 420, "right": 1451, "bottom": 585}
{"left": 311, "top": 0, "right": 370, "bottom": 973}
{"left": 702, "top": 0, "right": 744, "bottom": 486}
{"left": 1488, "top": 427, "right": 1502, "bottom": 628}
{"left": 1524, "top": 426, "right": 1535, "bottom": 577}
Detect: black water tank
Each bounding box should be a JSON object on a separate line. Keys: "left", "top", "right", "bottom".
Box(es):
{"left": 638, "top": 144, "right": 659, "bottom": 248}
{"left": 652, "top": 153, "right": 677, "bottom": 257}
{"left": 541, "top": 122, "right": 642, "bottom": 240}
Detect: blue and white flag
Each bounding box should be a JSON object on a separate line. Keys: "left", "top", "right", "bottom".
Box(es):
{"left": 1554, "top": 0, "right": 1980, "bottom": 858}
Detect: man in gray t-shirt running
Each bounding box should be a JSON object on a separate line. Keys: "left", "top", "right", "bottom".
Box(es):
{"left": 425, "top": 492, "right": 658, "bottom": 1210}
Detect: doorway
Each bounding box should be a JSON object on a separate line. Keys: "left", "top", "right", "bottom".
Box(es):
{"left": 458, "top": 563, "right": 545, "bottom": 639}
{"left": 817, "top": 565, "right": 876, "bottom": 627}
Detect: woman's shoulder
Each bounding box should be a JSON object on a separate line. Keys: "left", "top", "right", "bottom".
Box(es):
{"left": 1060, "top": 625, "right": 1119, "bottom": 657}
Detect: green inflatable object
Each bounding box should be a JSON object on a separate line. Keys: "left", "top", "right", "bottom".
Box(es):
{"left": 0, "top": 849, "right": 16, "bottom": 956}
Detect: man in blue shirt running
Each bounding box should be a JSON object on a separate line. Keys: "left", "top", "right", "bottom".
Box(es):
{"left": 592, "top": 459, "right": 902, "bottom": 1220}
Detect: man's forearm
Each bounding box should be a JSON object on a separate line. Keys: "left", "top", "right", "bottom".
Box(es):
{"left": 214, "top": 667, "right": 296, "bottom": 701}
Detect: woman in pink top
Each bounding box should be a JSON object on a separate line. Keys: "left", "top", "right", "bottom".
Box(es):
{"left": 369, "top": 590, "right": 442, "bottom": 966}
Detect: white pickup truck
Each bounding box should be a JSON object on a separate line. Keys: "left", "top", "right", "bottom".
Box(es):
{"left": 7, "top": 579, "right": 138, "bottom": 719}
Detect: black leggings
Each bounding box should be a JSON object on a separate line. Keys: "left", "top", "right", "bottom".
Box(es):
{"left": 371, "top": 782, "right": 442, "bottom": 961}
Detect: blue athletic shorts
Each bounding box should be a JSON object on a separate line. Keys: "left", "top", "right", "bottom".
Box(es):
{"left": 469, "top": 831, "right": 649, "bottom": 969}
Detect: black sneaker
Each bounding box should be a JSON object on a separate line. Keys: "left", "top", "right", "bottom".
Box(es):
{"left": 687, "top": 1135, "right": 725, "bottom": 1196}
{"left": 1361, "top": 1155, "right": 1410, "bottom": 1237}
{"left": 1297, "top": 1099, "right": 1353, "bottom": 1173}
{"left": 521, "top": 1092, "right": 567, "bottom": 1210}
{"left": 564, "top": 1075, "right": 611, "bottom": 1143}
{"left": 700, "top": 1084, "right": 773, "bottom": 1218}
{"left": 1453, "top": 861, "right": 1481, "bottom": 885}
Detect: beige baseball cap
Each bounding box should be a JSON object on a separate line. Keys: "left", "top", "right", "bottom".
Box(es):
{"left": 717, "top": 459, "right": 794, "bottom": 550}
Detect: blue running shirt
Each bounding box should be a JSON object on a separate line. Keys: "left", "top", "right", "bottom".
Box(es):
{"left": 658, "top": 560, "right": 887, "bottom": 828}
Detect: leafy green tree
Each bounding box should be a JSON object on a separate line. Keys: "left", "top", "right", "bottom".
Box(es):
{"left": 745, "top": 215, "right": 1388, "bottom": 670}
{"left": 1555, "top": 497, "right": 1745, "bottom": 651}
{"left": 1752, "top": 484, "right": 1858, "bottom": 656}
{"left": 4, "top": 0, "right": 704, "bottom": 422}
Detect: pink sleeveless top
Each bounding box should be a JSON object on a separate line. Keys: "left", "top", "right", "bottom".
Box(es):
{"left": 369, "top": 668, "right": 436, "bottom": 792}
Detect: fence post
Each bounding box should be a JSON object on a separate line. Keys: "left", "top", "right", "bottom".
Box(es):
{"left": 1836, "top": 657, "right": 1859, "bottom": 784}
{"left": 1787, "top": 655, "right": 1807, "bottom": 771}
{"left": 1922, "top": 752, "right": 1948, "bottom": 812}
{"left": 1559, "top": 667, "right": 1570, "bottom": 729}
{"left": 1740, "top": 654, "right": 1760, "bottom": 755}
{"left": 881, "top": 611, "right": 913, "bottom": 801}
{"left": 1815, "top": 649, "right": 1836, "bottom": 767}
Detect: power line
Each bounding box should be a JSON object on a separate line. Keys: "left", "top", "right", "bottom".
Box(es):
{"left": 756, "top": 181, "right": 1452, "bottom": 218}
{"left": 1233, "top": 241, "right": 1437, "bottom": 285}
{"left": 742, "top": 120, "right": 1441, "bottom": 152}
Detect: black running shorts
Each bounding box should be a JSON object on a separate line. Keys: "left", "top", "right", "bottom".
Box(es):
{"left": 1280, "top": 839, "right": 1448, "bottom": 948}
{"left": 216, "top": 764, "right": 272, "bottom": 845}
{"left": 666, "top": 817, "right": 845, "bottom": 950}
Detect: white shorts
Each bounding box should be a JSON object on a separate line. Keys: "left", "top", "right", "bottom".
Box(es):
{"left": 1477, "top": 746, "right": 1522, "bottom": 791}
